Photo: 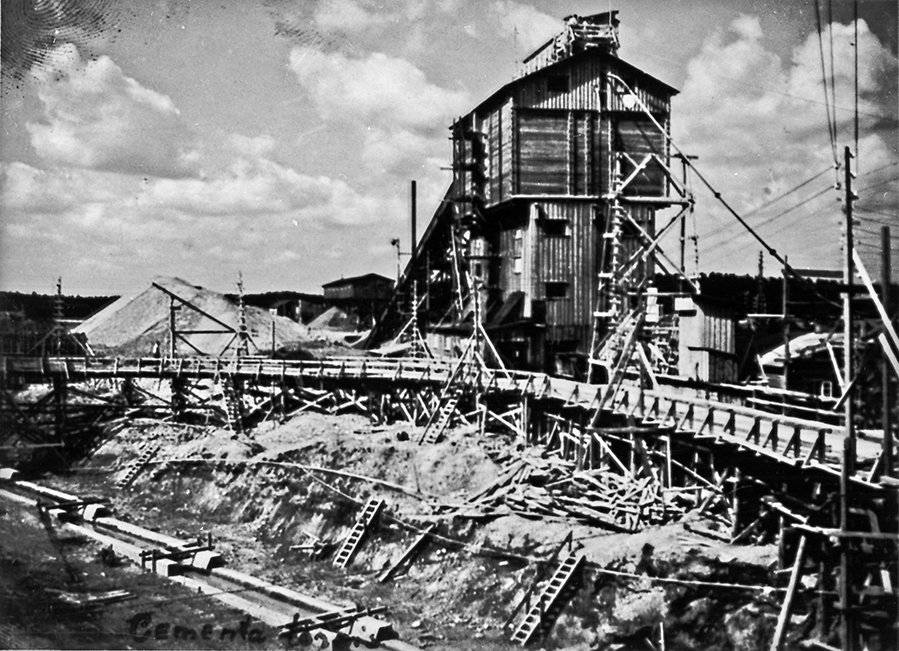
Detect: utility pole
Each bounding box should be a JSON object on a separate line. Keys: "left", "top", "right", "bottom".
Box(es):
{"left": 53, "top": 277, "right": 64, "bottom": 355}
{"left": 236, "top": 271, "right": 250, "bottom": 358}
{"left": 839, "top": 145, "right": 856, "bottom": 651}
{"left": 882, "top": 225, "right": 893, "bottom": 477}
{"left": 411, "top": 180, "right": 417, "bottom": 260}
{"left": 168, "top": 297, "right": 178, "bottom": 358}
{"left": 391, "top": 238, "right": 402, "bottom": 284}
{"left": 782, "top": 256, "right": 790, "bottom": 394}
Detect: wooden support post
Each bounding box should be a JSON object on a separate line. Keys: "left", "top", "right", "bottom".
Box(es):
{"left": 882, "top": 225, "right": 893, "bottom": 477}
{"left": 52, "top": 376, "right": 67, "bottom": 441}
{"left": 519, "top": 395, "right": 529, "bottom": 445}
{"left": 665, "top": 434, "right": 673, "bottom": 489}
{"left": 770, "top": 535, "right": 808, "bottom": 651}
{"left": 170, "top": 377, "right": 186, "bottom": 420}
{"left": 777, "top": 515, "right": 785, "bottom": 570}
{"left": 840, "top": 146, "right": 855, "bottom": 651}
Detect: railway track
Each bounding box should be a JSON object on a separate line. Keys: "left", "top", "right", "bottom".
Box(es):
{"left": 0, "top": 477, "right": 420, "bottom": 651}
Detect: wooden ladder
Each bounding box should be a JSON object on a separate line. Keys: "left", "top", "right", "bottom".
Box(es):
{"left": 332, "top": 499, "right": 384, "bottom": 569}
{"left": 115, "top": 443, "right": 160, "bottom": 489}
{"left": 377, "top": 524, "right": 437, "bottom": 583}
{"left": 420, "top": 392, "right": 461, "bottom": 445}
{"left": 510, "top": 552, "right": 585, "bottom": 646}
{"left": 222, "top": 379, "right": 244, "bottom": 434}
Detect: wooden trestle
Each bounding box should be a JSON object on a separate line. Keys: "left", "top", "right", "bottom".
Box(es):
{"left": 2, "top": 354, "right": 897, "bottom": 648}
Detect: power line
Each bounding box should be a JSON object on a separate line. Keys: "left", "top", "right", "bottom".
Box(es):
{"left": 853, "top": 0, "right": 859, "bottom": 165}
{"left": 701, "top": 185, "right": 835, "bottom": 247}
{"left": 695, "top": 167, "right": 834, "bottom": 242}
{"left": 858, "top": 160, "right": 899, "bottom": 179}
{"left": 856, "top": 226, "right": 899, "bottom": 238}
{"left": 611, "top": 73, "right": 842, "bottom": 307}
{"left": 814, "top": 0, "right": 839, "bottom": 167}
{"left": 856, "top": 208, "right": 898, "bottom": 221}
{"left": 701, "top": 208, "right": 833, "bottom": 267}
{"left": 827, "top": 0, "right": 837, "bottom": 151}
{"left": 861, "top": 175, "right": 899, "bottom": 193}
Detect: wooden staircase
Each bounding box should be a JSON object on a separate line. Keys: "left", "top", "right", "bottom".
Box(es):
{"left": 333, "top": 499, "right": 384, "bottom": 569}
{"left": 115, "top": 443, "right": 160, "bottom": 490}
{"left": 510, "top": 551, "right": 585, "bottom": 646}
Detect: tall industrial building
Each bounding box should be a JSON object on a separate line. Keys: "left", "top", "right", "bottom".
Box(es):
{"left": 376, "top": 12, "right": 694, "bottom": 377}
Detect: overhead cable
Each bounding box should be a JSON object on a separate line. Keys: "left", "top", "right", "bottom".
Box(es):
{"left": 698, "top": 167, "right": 835, "bottom": 242}
{"left": 607, "top": 73, "right": 842, "bottom": 308}
{"left": 814, "top": 0, "right": 839, "bottom": 167}
{"left": 701, "top": 185, "right": 835, "bottom": 246}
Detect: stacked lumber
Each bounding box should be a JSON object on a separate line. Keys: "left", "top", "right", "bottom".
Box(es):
{"left": 457, "top": 452, "right": 686, "bottom": 533}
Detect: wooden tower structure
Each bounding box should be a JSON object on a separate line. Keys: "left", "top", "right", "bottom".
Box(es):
{"left": 373, "top": 11, "right": 694, "bottom": 377}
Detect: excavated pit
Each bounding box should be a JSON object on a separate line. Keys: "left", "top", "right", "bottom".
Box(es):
{"left": 39, "top": 412, "right": 782, "bottom": 650}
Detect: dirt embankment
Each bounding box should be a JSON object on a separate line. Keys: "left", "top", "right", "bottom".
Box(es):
{"left": 50, "top": 414, "right": 780, "bottom": 650}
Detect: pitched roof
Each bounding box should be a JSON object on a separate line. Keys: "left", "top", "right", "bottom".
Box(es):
{"left": 322, "top": 273, "right": 394, "bottom": 288}
{"left": 466, "top": 47, "right": 678, "bottom": 118}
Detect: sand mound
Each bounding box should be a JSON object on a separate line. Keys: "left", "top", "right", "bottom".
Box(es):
{"left": 307, "top": 306, "right": 356, "bottom": 332}
{"left": 74, "top": 276, "right": 309, "bottom": 356}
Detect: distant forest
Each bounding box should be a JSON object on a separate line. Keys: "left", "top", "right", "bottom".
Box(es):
{"left": 0, "top": 292, "right": 116, "bottom": 322}
{"left": 1, "top": 271, "right": 893, "bottom": 324}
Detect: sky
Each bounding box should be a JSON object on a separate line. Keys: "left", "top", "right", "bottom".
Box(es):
{"left": 0, "top": 0, "right": 896, "bottom": 297}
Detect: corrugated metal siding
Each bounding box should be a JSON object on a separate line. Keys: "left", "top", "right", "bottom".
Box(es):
{"left": 598, "top": 114, "right": 611, "bottom": 195}
{"left": 513, "top": 56, "right": 671, "bottom": 115}
{"left": 516, "top": 109, "right": 601, "bottom": 196}
{"left": 532, "top": 202, "right": 596, "bottom": 351}
{"left": 613, "top": 118, "right": 666, "bottom": 196}
{"left": 572, "top": 113, "right": 592, "bottom": 195}
{"left": 507, "top": 101, "right": 517, "bottom": 200}
{"left": 474, "top": 52, "right": 673, "bottom": 208}
{"left": 498, "top": 227, "right": 523, "bottom": 298}
{"left": 487, "top": 109, "right": 501, "bottom": 205}
{"left": 677, "top": 302, "right": 737, "bottom": 382}
{"left": 517, "top": 111, "right": 569, "bottom": 194}
{"left": 516, "top": 57, "right": 604, "bottom": 111}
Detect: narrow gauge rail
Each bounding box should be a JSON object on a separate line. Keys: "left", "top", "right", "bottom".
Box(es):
{"left": 0, "top": 479, "right": 419, "bottom": 651}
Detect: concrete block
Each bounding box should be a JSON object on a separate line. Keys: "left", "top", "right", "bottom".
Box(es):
{"left": 0, "top": 468, "right": 19, "bottom": 481}
{"left": 345, "top": 617, "right": 396, "bottom": 643}
{"left": 81, "top": 504, "right": 111, "bottom": 521}
{"left": 48, "top": 508, "right": 67, "bottom": 520}
{"left": 153, "top": 559, "right": 181, "bottom": 577}
{"left": 674, "top": 296, "right": 696, "bottom": 314}
{"left": 190, "top": 550, "right": 224, "bottom": 571}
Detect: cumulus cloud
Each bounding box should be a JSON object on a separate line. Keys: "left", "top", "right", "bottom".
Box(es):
{"left": 488, "top": 1, "right": 558, "bottom": 51}
{"left": 1, "top": 155, "right": 383, "bottom": 227}
{"left": 674, "top": 16, "right": 898, "bottom": 272}
{"left": 270, "top": 0, "right": 465, "bottom": 57}
{"left": 25, "top": 45, "right": 197, "bottom": 178}
{"left": 289, "top": 48, "right": 469, "bottom": 132}
{"left": 289, "top": 46, "right": 469, "bottom": 183}
{"left": 312, "top": 0, "right": 388, "bottom": 34}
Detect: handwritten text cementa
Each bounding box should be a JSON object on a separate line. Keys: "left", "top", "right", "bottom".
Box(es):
{"left": 126, "top": 612, "right": 367, "bottom": 649}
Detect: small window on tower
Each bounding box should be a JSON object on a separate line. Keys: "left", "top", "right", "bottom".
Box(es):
{"left": 541, "top": 219, "right": 571, "bottom": 237}
{"left": 545, "top": 281, "right": 570, "bottom": 299}
{"left": 547, "top": 75, "right": 569, "bottom": 94}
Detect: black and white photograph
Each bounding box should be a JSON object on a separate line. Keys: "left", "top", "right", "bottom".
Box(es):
{"left": 0, "top": 1, "right": 897, "bottom": 649}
